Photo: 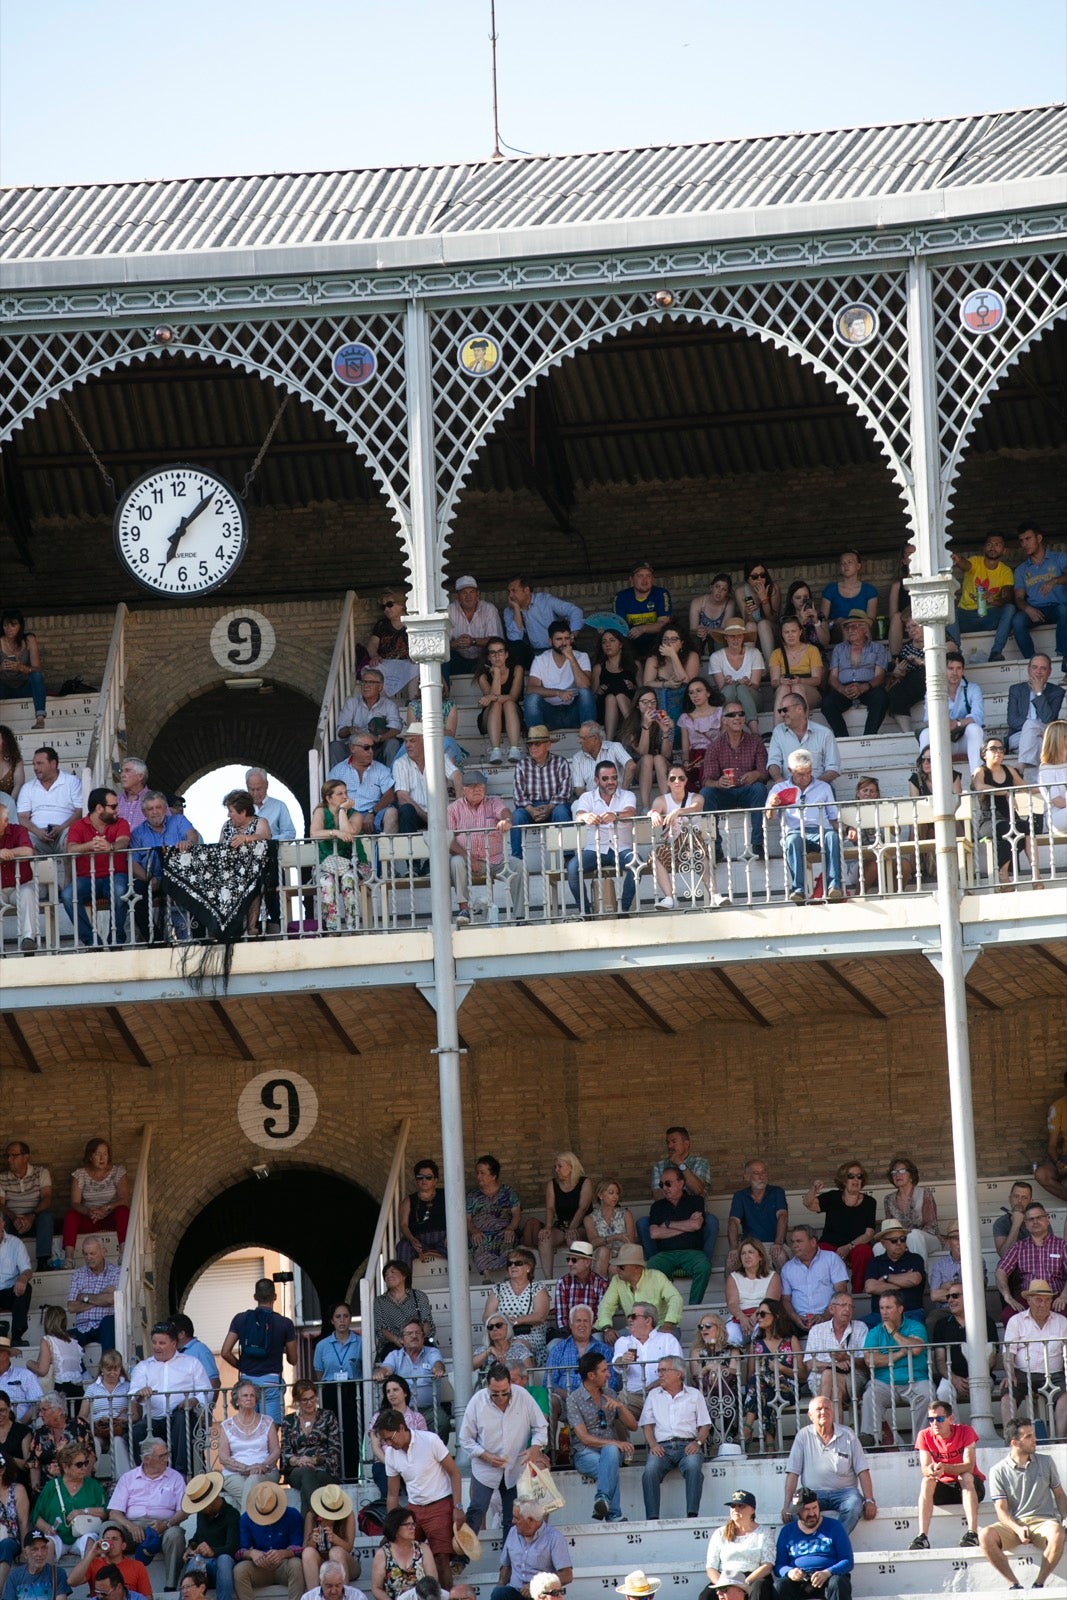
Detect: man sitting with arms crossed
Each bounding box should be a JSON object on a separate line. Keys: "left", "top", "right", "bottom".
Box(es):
{"left": 645, "top": 1166, "right": 711, "bottom": 1305}
{"left": 907, "top": 1397, "right": 984, "bottom": 1552}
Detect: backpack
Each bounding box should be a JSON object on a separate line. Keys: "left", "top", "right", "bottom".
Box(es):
{"left": 357, "top": 1498, "right": 388, "bottom": 1536}
{"left": 239, "top": 1307, "right": 275, "bottom": 1359}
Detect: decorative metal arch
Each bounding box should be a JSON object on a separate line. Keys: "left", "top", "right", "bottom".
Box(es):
{"left": 427, "top": 267, "right": 917, "bottom": 570}
{"left": 0, "top": 311, "right": 415, "bottom": 554}
{"left": 931, "top": 249, "right": 1067, "bottom": 527}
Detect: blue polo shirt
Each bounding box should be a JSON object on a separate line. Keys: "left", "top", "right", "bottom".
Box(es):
{"left": 312, "top": 1331, "right": 363, "bottom": 1381}
{"left": 729, "top": 1185, "right": 788, "bottom": 1242}
{"left": 131, "top": 813, "right": 196, "bottom": 877}
{"left": 864, "top": 1316, "right": 929, "bottom": 1384}
{"left": 238, "top": 1505, "right": 303, "bottom": 1554}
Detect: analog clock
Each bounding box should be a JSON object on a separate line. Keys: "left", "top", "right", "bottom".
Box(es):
{"left": 113, "top": 464, "right": 248, "bottom": 596}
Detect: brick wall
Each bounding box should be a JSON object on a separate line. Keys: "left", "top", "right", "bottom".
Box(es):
{"left": 5, "top": 990, "right": 1061, "bottom": 1309}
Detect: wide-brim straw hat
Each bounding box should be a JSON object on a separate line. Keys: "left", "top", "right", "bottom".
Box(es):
{"left": 710, "top": 619, "right": 756, "bottom": 644}
{"left": 1023, "top": 1278, "right": 1055, "bottom": 1299}
{"left": 245, "top": 1482, "right": 289, "bottom": 1525}
{"left": 525, "top": 725, "right": 561, "bottom": 744}
{"left": 453, "top": 1522, "right": 483, "bottom": 1560}
{"left": 615, "top": 1243, "right": 646, "bottom": 1267}
{"left": 182, "top": 1472, "right": 224, "bottom": 1515}
{"left": 310, "top": 1484, "right": 353, "bottom": 1521}
{"left": 616, "top": 1572, "right": 661, "bottom": 1596}
{"left": 871, "top": 1226, "right": 909, "bottom": 1246}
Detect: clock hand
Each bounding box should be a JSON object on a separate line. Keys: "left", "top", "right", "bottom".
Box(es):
{"left": 165, "top": 490, "right": 215, "bottom": 561}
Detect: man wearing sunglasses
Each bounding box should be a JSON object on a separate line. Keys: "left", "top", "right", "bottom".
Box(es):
{"left": 908, "top": 1399, "right": 984, "bottom": 1551}
{"left": 698, "top": 699, "right": 770, "bottom": 860}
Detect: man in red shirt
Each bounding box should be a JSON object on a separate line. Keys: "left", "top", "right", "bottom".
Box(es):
{"left": 68, "top": 1521, "right": 154, "bottom": 1597}
{"left": 60, "top": 786, "right": 131, "bottom": 948}
{"left": 0, "top": 799, "right": 37, "bottom": 952}
{"left": 908, "top": 1397, "right": 985, "bottom": 1551}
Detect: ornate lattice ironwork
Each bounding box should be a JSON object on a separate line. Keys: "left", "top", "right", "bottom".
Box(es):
{"left": 0, "top": 311, "right": 414, "bottom": 538}
{"left": 428, "top": 268, "right": 914, "bottom": 563}
{"left": 932, "top": 249, "right": 1067, "bottom": 521}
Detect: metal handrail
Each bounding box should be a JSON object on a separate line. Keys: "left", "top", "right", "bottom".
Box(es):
{"left": 358, "top": 1117, "right": 412, "bottom": 1391}
{"left": 114, "top": 1123, "right": 153, "bottom": 1365}
{"left": 309, "top": 590, "right": 358, "bottom": 802}
{"left": 85, "top": 602, "right": 128, "bottom": 791}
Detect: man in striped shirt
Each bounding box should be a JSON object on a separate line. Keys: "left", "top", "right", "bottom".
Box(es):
{"left": 447, "top": 771, "right": 519, "bottom": 926}
{"left": 510, "top": 728, "right": 572, "bottom": 860}
{"left": 995, "top": 1203, "right": 1067, "bottom": 1317}
{"left": 66, "top": 1235, "right": 120, "bottom": 1351}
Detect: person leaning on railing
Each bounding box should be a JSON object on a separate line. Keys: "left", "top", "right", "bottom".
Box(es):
{"left": 0, "top": 803, "right": 37, "bottom": 955}
{"left": 1001, "top": 1278, "right": 1067, "bottom": 1437}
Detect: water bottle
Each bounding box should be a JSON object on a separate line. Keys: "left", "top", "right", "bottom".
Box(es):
{"left": 488, "top": 903, "right": 499, "bottom": 925}
{"left": 976, "top": 583, "right": 988, "bottom": 619}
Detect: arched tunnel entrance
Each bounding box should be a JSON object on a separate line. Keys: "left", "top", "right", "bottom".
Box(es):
{"left": 169, "top": 1168, "right": 378, "bottom": 1326}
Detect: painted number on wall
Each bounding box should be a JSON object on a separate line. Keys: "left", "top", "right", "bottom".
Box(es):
{"left": 238, "top": 1070, "right": 318, "bottom": 1149}
{"left": 210, "top": 608, "right": 277, "bottom": 673}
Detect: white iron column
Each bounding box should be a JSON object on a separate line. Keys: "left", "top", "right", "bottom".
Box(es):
{"left": 905, "top": 258, "right": 993, "bottom": 1440}
{"left": 403, "top": 300, "right": 475, "bottom": 1438}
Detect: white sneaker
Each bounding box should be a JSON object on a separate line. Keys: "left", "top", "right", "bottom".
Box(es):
{"left": 488, "top": 746, "right": 502, "bottom": 764}
{"left": 507, "top": 745, "right": 522, "bottom": 762}
{"left": 656, "top": 896, "right": 676, "bottom": 909}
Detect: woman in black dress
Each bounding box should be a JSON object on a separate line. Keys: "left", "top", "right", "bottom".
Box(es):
{"left": 397, "top": 1159, "right": 448, "bottom": 1264}
{"left": 802, "top": 1160, "right": 877, "bottom": 1291}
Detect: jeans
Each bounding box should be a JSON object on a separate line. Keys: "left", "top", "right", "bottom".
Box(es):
{"left": 467, "top": 1473, "right": 516, "bottom": 1534}
{"left": 184, "top": 1556, "right": 236, "bottom": 1600}
{"left": 641, "top": 1438, "right": 705, "bottom": 1517}
{"left": 637, "top": 1212, "right": 720, "bottom": 1267}
{"left": 819, "top": 685, "right": 888, "bottom": 738}
{"left": 1011, "top": 600, "right": 1067, "bottom": 661}
{"left": 567, "top": 846, "right": 637, "bottom": 911}
{"left": 700, "top": 783, "right": 767, "bottom": 854}
{"left": 949, "top": 603, "right": 1016, "bottom": 655}
{"left": 510, "top": 802, "right": 572, "bottom": 859}
{"left": 572, "top": 1441, "right": 624, "bottom": 1518}
{"left": 812, "top": 1485, "right": 864, "bottom": 1533}
{"left": 61, "top": 872, "right": 129, "bottom": 947}
{"left": 0, "top": 671, "right": 46, "bottom": 717}
{"left": 7, "top": 1210, "right": 54, "bottom": 1266}
{"left": 523, "top": 689, "right": 597, "bottom": 730}
{"left": 774, "top": 1575, "right": 851, "bottom": 1600}
{"left": 73, "top": 1314, "right": 116, "bottom": 1352}
{"left": 783, "top": 828, "right": 843, "bottom": 895}
{"left": 239, "top": 1370, "right": 284, "bottom": 1424}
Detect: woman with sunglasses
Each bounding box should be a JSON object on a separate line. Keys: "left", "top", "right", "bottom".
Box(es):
{"left": 688, "top": 1313, "right": 741, "bottom": 1448}
{"left": 701, "top": 1489, "right": 775, "bottom": 1600}
{"left": 649, "top": 765, "right": 712, "bottom": 909}
{"left": 803, "top": 1162, "right": 877, "bottom": 1292}
{"left": 484, "top": 1248, "right": 551, "bottom": 1367}
{"left": 397, "top": 1160, "right": 448, "bottom": 1265}
{"left": 475, "top": 637, "right": 524, "bottom": 764}
{"left": 972, "top": 735, "right": 1027, "bottom": 886}
{"left": 741, "top": 1301, "right": 800, "bottom": 1451}
{"left": 881, "top": 1154, "right": 939, "bottom": 1265}
{"left": 368, "top": 593, "right": 418, "bottom": 702}
{"left": 33, "top": 1439, "right": 105, "bottom": 1559}
{"left": 734, "top": 561, "right": 781, "bottom": 660}
{"left": 584, "top": 1178, "right": 636, "bottom": 1279}
{"left": 473, "top": 1315, "right": 533, "bottom": 1383}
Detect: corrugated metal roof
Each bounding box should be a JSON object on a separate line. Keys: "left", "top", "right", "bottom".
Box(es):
{"left": 3, "top": 105, "right": 1065, "bottom": 265}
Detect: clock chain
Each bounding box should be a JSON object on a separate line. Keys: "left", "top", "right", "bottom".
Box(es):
{"left": 61, "top": 397, "right": 117, "bottom": 501}
{"left": 240, "top": 393, "right": 291, "bottom": 500}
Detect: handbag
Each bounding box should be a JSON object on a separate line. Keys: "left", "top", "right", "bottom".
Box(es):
{"left": 516, "top": 1460, "right": 565, "bottom": 1515}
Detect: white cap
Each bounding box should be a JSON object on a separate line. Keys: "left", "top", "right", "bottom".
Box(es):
{"left": 454, "top": 575, "right": 477, "bottom": 590}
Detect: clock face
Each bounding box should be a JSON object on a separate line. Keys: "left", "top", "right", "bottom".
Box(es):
{"left": 114, "top": 464, "right": 248, "bottom": 596}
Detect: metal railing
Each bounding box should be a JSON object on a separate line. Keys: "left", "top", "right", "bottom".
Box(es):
{"left": 358, "top": 1117, "right": 412, "bottom": 1397}
{"left": 85, "top": 602, "right": 128, "bottom": 792}
{"left": 3, "top": 786, "right": 1063, "bottom": 956}
{"left": 309, "top": 591, "right": 358, "bottom": 802}
{"left": 114, "top": 1124, "right": 153, "bottom": 1367}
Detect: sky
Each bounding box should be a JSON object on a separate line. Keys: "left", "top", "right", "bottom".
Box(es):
{"left": 2, "top": 0, "right": 1064, "bottom": 189}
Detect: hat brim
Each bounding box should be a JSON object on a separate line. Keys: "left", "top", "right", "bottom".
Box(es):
{"left": 615, "top": 1586, "right": 661, "bottom": 1597}
{"left": 309, "top": 1487, "right": 353, "bottom": 1521}
{"left": 181, "top": 1473, "right": 224, "bottom": 1515}
{"left": 710, "top": 625, "right": 757, "bottom": 644}
{"left": 453, "top": 1523, "right": 483, "bottom": 1560}
{"left": 245, "top": 1491, "right": 289, "bottom": 1525}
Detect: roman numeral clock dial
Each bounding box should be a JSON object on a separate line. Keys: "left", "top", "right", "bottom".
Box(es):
{"left": 114, "top": 465, "right": 248, "bottom": 596}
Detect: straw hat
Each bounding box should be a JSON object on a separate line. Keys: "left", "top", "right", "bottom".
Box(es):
{"left": 614, "top": 1243, "right": 646, "bottom": 1268}
{"left": 245, "top": 1482, "right": 289, "bottom": 1525}
{"left": 711, "top": 618, "right": 750, "bottom": 644}
{"left": 310, "top": 1484, "right": 353, "bottom": 1521}
{"left": 452, "top": 1522, "right": 483, "bottom": 1561}
{"left": 525, "top": 725, "right": 561, "bottom": 744}
{"left": 565, "top": 1240, "right": 594, "bottom": 1260}
{"left": 1023, "top": 1279, "right": 1055, "bottom": 1299}
{"left": 401, "top": 723, "right": 425, "bottom": 738}
{"left": 843, "top": 609, "right": 872, "bottom": 628}
{"left": 181, "top": 1473, "right": 224, "bottom": 1515}
{"left": 871, "top": 1225, "right": 909, "bottom": 1246}
{"left": 616, "top": 1572, "right": 661, "bottom": 1596}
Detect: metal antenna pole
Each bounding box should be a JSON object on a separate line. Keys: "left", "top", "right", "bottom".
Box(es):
{"left": 490, "top": 0, "right": 503, "bottom": 159}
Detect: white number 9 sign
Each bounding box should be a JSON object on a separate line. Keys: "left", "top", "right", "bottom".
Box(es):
{"left": 238, "top": 1070, "right": 318, "bottom": 1149}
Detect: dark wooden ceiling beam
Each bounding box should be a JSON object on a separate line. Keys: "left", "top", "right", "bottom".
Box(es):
{"left": 965, "top": 982, "right": 1000, "bottom": 1012}
{"left": 816, "top": 959, "right": 887, "bottom": 1021}
{"left": 513, "top": 980, "right": 581, "bottom": 1042}
{"left": 610, "top": 974, "right": 676, "bottom": 1034}
{"left": 209, "top": 999, "right": 256, "bottom": 1060}
{"left": 105, "top": 1006, "right": 153, "bottom": 1070}
{"left": 2, "top": 1014, "right": 40, "bottom": 1074}
{"left": 712, "top": 968, "right": 773, "bottom": 1028}
{"left": 309, "top": 993, "right": 361, "bottom": 1056}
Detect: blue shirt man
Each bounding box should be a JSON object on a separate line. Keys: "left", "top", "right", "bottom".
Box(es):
{"left": 1013, "top": 522, "right": 1067, "bottom": 667}
{"left": 246, "top": 772, "right": 296, "bottom": 842}
{"left": 130, "top": 810, "right": 197, "bottom": 878}
{"left": 728, "top": 1162, "right": 788, "bottom": 1262}
{"left": 504, "top": 577, "right": 584, "bottom": 652}
{"left": 325, "top": 748, "right": 397, "bottom": 832}
{"left": 775, "top": 1491, "right": 854, "bottom": 1596}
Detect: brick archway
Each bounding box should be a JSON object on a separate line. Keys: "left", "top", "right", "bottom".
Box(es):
{"left": 145, "top": 680, "right": 319, "bottom": 819}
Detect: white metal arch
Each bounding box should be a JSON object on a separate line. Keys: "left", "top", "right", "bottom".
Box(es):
{"left": 435, "top": 299, "right": 916, "bottom": 573}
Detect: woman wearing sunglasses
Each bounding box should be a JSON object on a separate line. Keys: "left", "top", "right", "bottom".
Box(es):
{"left": 649, "top": 765, "right": 712, "bottom": 909}
{"left": 473, "top": 1315, "right": 533, "bottom": 1383}
{"left": 741, "top": 1301, "right": 800, "bottom": 1451}
{"left": 484, "top": 1248, "right": 551, "bottom": 1367}
{"left": 688, "top": 1313, "right": 741, "bottom": 1448}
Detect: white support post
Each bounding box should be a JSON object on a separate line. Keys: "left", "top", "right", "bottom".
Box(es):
{"left": 905, "top": 257, "right": 994, "bottom": 1441}
{"left": 403, "top": 299, "right": 475, "bottom": 1446}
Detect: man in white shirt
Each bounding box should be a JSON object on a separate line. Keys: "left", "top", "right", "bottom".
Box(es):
{"left": 639, "top": 1356, "right": 710, "bottom": 1518}
{"left": 612, "top": 1302, "right": 683, "bottom": 1404}
{"left": 245, "top": 770, "right": 296, "bottom": 843}
{"left": 16, "top": 746, "right": 83, "bottom": 857}
{"left": 919, "top": 653, "right": 985, "bottom": 774}
{"left": 1002, "top": 1279, "right": 1067, "bottom": 1436}
{"left": 570, "top": 722, "right": 632, "bottom": 796}
{"left": 0, "top": 1334, "right": 42, "bottom": 1416}
{"left": 334, "top": 670, "right": 403, "bottom": 766}
{"left": 766, "top": 750, "right": 844, "bottom": 904}
{"left": 392, "top": 726, "right": 462, "bottom": 835}
{"left": 524, "top": 620, "right": 596, "bottom": 733}
{"left": 567, "top": 763, "right": 638, "bottom": 914}
{"left": 458, "top": 1363, "right": 549, "bottom": 1533}
{"left": 447, "top": 576, "right": 503, "bottom": 672}
{"left": 0, "top": 1216, "right": 32, "bottom": 1345}
{"left": 767, "top": 696, "right": 841, "bottom": 785}
{"left": 375, "top": 1409, "right": 468, "bottom": 1581}
{"left": 803, "top": 1293, "right": 870, "bottom": 1411}
{"left": 129, "top": 1319, "right": 212, "bottom": 1474}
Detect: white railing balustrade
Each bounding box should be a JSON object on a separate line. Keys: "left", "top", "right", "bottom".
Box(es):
{"left": 309, "top": 591, "right": 359, "bottom": 801}
{"left": 114, "top": 1125, "right": 154, "bottom": 1368}
{"left": 85, "top": 602, "right": 128, "bottom": 793}
{"left": 2, "top": 786, "right": 1063, "bottom": 956}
